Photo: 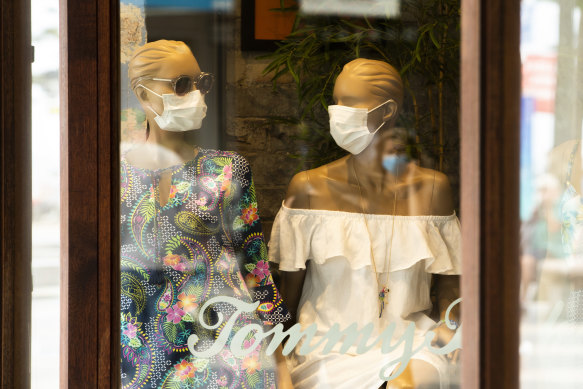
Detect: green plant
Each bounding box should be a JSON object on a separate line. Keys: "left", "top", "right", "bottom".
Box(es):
{"left": 262, "top": 0, "right": 460, "bottom": 170}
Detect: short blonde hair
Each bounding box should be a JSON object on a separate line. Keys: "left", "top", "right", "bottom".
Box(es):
{"left": 128, "top": 40, "right": 196, "bottom": 91}
{"left": 342, "top": 58, "right": 404, "bottom": 110}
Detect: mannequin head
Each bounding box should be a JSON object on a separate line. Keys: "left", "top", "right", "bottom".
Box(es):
{"left": 333, "top": 58, "right": 403, "bottom": 131}
{"left": 128, "top": 40, "right": 202, "bottom": 138}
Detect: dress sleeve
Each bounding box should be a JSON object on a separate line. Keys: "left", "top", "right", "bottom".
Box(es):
{"left": 226, "top": 154, "right": 291, "bottom": 326}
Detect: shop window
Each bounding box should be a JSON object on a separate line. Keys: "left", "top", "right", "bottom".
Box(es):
{"left": 118, "top": 1, "right": 462, "bottom": 388}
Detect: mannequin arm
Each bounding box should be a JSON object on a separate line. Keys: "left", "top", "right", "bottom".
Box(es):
{"left": 431, "top": 274, "right": 461, "bottom": 360}
{"left": 279, "top": 268, "right": 307, "bottom": 330}
{"left": 429, "top": 170, "right": 455, "bottom": 216}
{"left": 272, "top": 170, "right": 311, "bottom": 331}
{"left": 275, "top": 344, "right": 294, "bottom": 388}
{"left": 435, "top": 274, "right": 460, "bottom": 323}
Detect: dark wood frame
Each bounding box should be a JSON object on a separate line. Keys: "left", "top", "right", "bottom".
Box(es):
{"left": 0, "top": 0, "right": 520, "bottom": 386}
{"left": 460, "top": 0, "right": 521, "bottom": 388}
{"left": 59, "top": 0, "right": 120, "bottom": 387}
{"left": 0, "top": 0, "right": 32, "bottom": 387}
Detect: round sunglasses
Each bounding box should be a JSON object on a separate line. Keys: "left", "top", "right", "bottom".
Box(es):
{"left": 135, "top": 72, "right": 215, "bottom": 96}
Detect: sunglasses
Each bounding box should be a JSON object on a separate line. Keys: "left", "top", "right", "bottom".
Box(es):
{"left": 136, "top": 72, "right": 215, "bottom": 96}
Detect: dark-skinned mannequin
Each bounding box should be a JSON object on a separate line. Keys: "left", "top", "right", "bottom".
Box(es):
{"left": 271, "top": 58, "right": 461, "bottom": 389}
{"left": 121, "top": 40, "right": 293, "bottom": 389}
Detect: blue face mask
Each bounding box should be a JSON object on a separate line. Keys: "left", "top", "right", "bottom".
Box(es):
{"left": 382, "top": 154, "right": 409, "bottom": 175}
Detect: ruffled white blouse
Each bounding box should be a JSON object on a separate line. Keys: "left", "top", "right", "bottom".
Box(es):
{"left": 268, "top": 202, "right": 462, "bottom": 389}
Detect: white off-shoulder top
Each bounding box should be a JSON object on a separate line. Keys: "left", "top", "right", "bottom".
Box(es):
{"left": 268, "top": 202, "right": 462, "bottom": 389}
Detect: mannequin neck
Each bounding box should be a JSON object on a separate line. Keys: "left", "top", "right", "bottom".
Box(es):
{"left": 351, "top": 153, "right": 409, "bottom": 194}
{"left": 350, "top": 127, "right": 409, "bottom": 192}
{"left": 125, "top": 120, "right": 199, "bottom": 171}
{"left": 145, "top": 121, "right": 197, "bottom": 159}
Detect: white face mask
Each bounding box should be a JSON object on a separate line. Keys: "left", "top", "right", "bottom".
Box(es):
{"left": 328, "top": 99, "right": 394, "bottom": 155}
{"left": 137, "top": 84, "right": 207, "bottom": 132}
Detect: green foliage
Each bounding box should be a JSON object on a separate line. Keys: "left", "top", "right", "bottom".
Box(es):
{"left": 138, "top": 195, "right": 156, "bottom": 219}
{"left": 161, "top": 376, "right": 184, "bottom": 389}
{"left": 213, "top": 157, "right": 232, "bottom": 168}
{"left": 163, "top": 321, "right": 178, "bottom": 343}
{"left": 182, "top": 282, "right": 203, "bottom": 297}
{"left": 175, "top": 211, "right": 220, "bottom": 235}
{"left": 247, "top": 371, "right": 260, "bottom": 388}
{"left": 165, "top": 236, "right": 183, "bottom": 255}
{"left": 262, "top": 0, "right": 460, "bottom": 169}
{"left": 121, "top": 259, "right": 150, "bottom": 281}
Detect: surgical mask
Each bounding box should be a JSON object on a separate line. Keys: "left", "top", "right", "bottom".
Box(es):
{"left": 382, "top": 154, "right": 409, "bottom": 175}
{"left": 137, "top": 84, "right": 207, "bottom": 132}
{"left": 328, "top": 99, "right": 394, "bottom": 155}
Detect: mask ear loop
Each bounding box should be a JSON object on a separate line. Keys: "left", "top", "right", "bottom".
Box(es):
{"left": 136, "top": 83, "right": 163, "bottom": 98}
{"left": 136, "top": 84, "right": 162, "bottom": 117}
{"left": 368, "top": 99, "right": 397, "bottom": 134}
{"left": 369, "top": 98, "right": 396, "bottom": 113}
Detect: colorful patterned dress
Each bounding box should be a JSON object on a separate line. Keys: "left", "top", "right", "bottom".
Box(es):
{"left": 120, "top": 148, "right": 290, "bottom": 389}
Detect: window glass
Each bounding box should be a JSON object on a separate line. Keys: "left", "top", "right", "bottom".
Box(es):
{"left": 119, "top": 1, "right": 461, "bottom": 388}
{"left": 520, "top": 0, "right": 583, "bottom": 387}
{"left": 31, "top": 0, "right": 60, "bottom": 387}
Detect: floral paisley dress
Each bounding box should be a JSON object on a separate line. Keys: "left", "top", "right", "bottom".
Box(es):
{"left": 120, "top": 148, "right": 290, "bottom": 389}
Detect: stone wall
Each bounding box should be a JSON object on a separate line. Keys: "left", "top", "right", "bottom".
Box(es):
{"left": 224, "top": 6, "right": 301, "bottom": 241}
{"left": 223, "top": 2, "right": 461, "bottom": 241}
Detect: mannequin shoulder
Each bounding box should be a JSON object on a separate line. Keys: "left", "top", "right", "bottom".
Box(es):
{"left": 547, "top": 139, "right": 579, "bottom": 179}
{"left": 415, "top": 166, "right": 455, "bottom": 215}
{"left": 412, "top": 165, "right": 449, "bottom": 185}
{"left": 284, "top": 156, "right": 350, "bottom": 209}
{"left": 284, "top": 170, "right": 315, "bottom": 209}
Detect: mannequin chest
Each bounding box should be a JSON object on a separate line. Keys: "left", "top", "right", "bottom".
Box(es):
{"left": 311, "top": 176, "right": 437, "bottom": 216}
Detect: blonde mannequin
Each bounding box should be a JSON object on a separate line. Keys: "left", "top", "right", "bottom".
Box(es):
{"left": 284, "top": 59, "right": 453, "bottom": 215}
{"left": 125, "top": 41, "right": 200, "bottom": 170}
{"left": 120, "top": 40, "right": 293, "bottom": 389}
{"left": 269, "top": 59, "right": 461, "bottom": 389}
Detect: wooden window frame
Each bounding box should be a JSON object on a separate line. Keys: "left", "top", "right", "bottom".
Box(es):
{"left": 0, "top": 0, "right": 520, "bottom": 387}
{"left": 59, "top": 0, "right": 120, "bottom": 387}
{"left": 0, "top": 0, "right": 32, "bottom": 387}
{"left": 460, "top": 0, "right": 521, "bottom": 387}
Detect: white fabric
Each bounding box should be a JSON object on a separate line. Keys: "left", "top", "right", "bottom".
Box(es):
{"left": 268, "top": 202, "right": 462, "bottom": 389}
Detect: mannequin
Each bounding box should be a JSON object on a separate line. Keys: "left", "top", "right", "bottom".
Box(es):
{"left": 120, "top": 40, "right": 292, "bottom": 388}
{"left": 269, "top": 59, "right": 461, "bottom": 389}
{"left": 536, "top": 139, "right": 583, "bottom": 312}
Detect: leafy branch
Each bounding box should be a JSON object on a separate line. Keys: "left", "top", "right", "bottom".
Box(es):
{"left": 261, "top": 0, "right": 460, "bottom": 170}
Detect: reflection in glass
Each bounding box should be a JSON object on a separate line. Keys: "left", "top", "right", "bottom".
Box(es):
{"left": 31, "top": 0, "right": 60, "bottom": 387}
{"left": 119, "top": 1, "right": 462, "bottom": 388}
{"left": 520, "top": 0, "right": 583, "bottom": 387}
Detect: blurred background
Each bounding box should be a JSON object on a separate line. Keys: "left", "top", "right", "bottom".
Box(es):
{"left": 31, "top": 0, "right": 60, "bottom": 387}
